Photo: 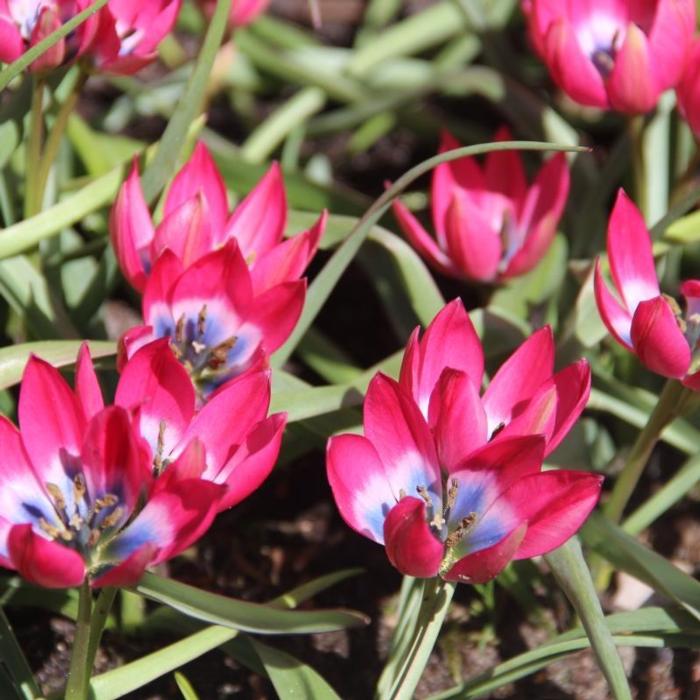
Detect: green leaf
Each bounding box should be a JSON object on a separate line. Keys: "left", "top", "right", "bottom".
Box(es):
{"left": 90, "top": 626, "right": 237, "bottom": 700}
{"left": 544, "top": 538, "right": 631, "bottom": 700}
{"left": 174, "top": 672, "right": 200, "bottom": 700}
{"left": 134, "top": 572, "right": 369, "bottom": 634}
{"left": 0, "top": 0, "right": 109, "bottom": 91}
{"left": 247, "top": 638, "right": 342, "bottom": 700}
{"left": 266, "top": 568, "right": 364, "bottom": 610}
{"left": 273, "top": 141, "right": 586, "bottom": 367}
{"left": 0, "top": 340, "right": 116, "bottom": 390}
{"left": 583, "top": 512, "right": 700, "bottom": 619}
{"left": 0, "top": 607, "right": 41, "bottom": 699}
{"left": 139, "top": 0, "right": 232, "bottom": 203}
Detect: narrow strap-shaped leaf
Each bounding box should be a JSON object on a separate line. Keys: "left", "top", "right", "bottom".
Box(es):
{"left": 134, "top": 572, "right": 369, "bottom": 634}
{"left": 265, "top": 568, "right": 364, "bottom": 609}
{"left": 0, "top": 607, "right": 40, "bottom": 699}
{"left": 139, "top": 0, "right": 232, "bottom": 203}
{"left": 544, "top": 538, "right": 631, "bottom": 700}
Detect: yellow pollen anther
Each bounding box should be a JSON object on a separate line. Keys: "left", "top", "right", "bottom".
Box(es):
{"left": 175, "top": 314, "right": 186, "bottom": 344}
{"left": 73, "top": 473, "right": 86, "bottom": 504}
{"left": 197, "top": 305, "right": 208, "bottom": 336}
{"left": 45, "top": 482, "right": 66, "bottom": 511}
{"left": 100, "top": 506, "right": 124, "bottom": 530}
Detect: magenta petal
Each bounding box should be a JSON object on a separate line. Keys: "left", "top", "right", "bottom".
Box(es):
{"left": 482, "top": 327, "right": 554, "bottom": 436}
{"left": 647, "top": 0, "right": 695, "bottom": 91}
{"left": 630, "top": 297, "right": 691, "bottom": 378}
{"left": 142, "top": 250, "right": 184, "bottom": 325}
{"left": 109, "top": 160, "right": 154, "bottom": 292}
{"left": 18, "top": 356, "right": 85, "bottom": 485}
{"left": 443, "top": 523, "right": 526, "bottom": 584}
{"left": 429, "top": 369, "right": 488, "bottom": 472}
{"left": 245, "top": 280, "right": 305, "bottom": 353}
{"left": 8, "top": 525, "right": 85, "bottom": 588}
{"left": 677, "top": 40, "right": 700, "bottom": 138}
{"left": 165, "top": 142, "right": 229, "bottom": 235}
{"left": 75, "top": 343, "right": 104, "bottom": 420}
{"left": 216, "top": 413, "right": 286, "bottom": 510}
{"left": 594, "top": 258, "right": 634, "bottom": 349}
{"left": 444, "top": 191, "right": 502, "bottom": 282}
{"left": 505, "top": 470, "right": 603, "bottom": 559}
{"left": 607, "top": 24, "right": 659, "bottom": 114}
{"left": 91, "top": 543, "right": 157, "bottom": 588}
{"left": 116, "top": 338, "right": 195, "bottom": 457}
{"left": 607, "top": 190, "right": 659, "bottom": 310}
{"left": 327, "top": 433, "right": 395, "bottom": 544}
{"left": 547, "top": 360, "right": 591, "bottom": 455}
{"left": 0, "top": 20, "right": 23, "bottom": 63}
{"left": 399, "top": 298, "right": 484, "bottom": 417}
{"left": 364, "top": 374, "right": 441, "bottom": 494}
{"left": 391, "top": 198, "right": 458, "bottom": 277}
{"left": 80, "top": 407, "right": 151, "bottom": 514}
{"left": 384, "top": 497, "right": 443, "bottom": 578}
{"left": 224, "top": 163, "right": 286, "bottom": 256}
{"left": 484, "top": 127, "right": 527, "bottom": 204}
{"left": 493, "top": 381, "right": 558, "bottom": 448}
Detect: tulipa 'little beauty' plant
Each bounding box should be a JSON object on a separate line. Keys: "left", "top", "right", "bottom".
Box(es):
{"left": 198, "top": 0, "right": 268, "bottom": 27}
{"left": 327, "top": 302, "right": 602, "bottom": 582}
{"left": 111, "top": 142, "right": 325, "bottom": 292}
{"left": 522, "top": 0, "right": 696, "bottom": 113}
{"left": 594, "top": 190, "right": 700, "bottom": 388}
{"left": 393, "top": 129, "right": 569, "bottom": 284}
{"left": 120, "top": 241, "right": 305, "bottom": 397}
{"left": 677, "top": 39, "right": 700, "bottom": 139}
{"left": 0, "top": 346, "right": 226, "bottom": 588}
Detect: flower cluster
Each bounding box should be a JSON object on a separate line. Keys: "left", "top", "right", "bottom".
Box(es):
{"left": 0, "top": 0, "right": 180, "bottom": 73}
{"left": 327, "top": 301, "right": 602, "bottom": 582}
{"left": 0, "top": 341, "right": 284, "bottom": 587}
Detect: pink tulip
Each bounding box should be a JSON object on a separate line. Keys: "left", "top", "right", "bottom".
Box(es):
{"left": 90, "top": 0, "right": 182, "bottom": 74}
{"left": 0, "top": 0, "right": 99, "bottom": 71}
{"left": 393, "top": 129, "right": 569, "bottom": 284}
{"left": 0, "top": 346, "right": 223, "bottom": 588}
{"left": 111, "top": 142, "right": 325, "bottom": 292}
{"left": 595, "top": 190, "right": 700, "bottom": 388}
{"left": 119, "top": 240, "right": 306, "bottom": 398}
{"left": 677, "top": 40, "right": 700, "bottom": 139}
{"left": 523, "top": 0, "right": 695, "bottom": 113}
{"left": 327, "top": 301, "right": 601, "bottom": 581}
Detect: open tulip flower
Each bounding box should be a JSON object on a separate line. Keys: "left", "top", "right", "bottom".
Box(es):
{"left": 111, "top": 142, "right": 325, "bottom": 292}
{"left": 90, "top": 0, "right": 182, "bottom": 74}
{"left": 399, "top": 299, "right": 592, "bottom": 457}
{"left": 595, "top": 190, "right": 700, "bottom": 388}
{"left": 522, "top": 0, "right": 696, "bottom": 114}
{"left": 0, "top": 346, "right": 226, "bottom": 589}
{"left": 120, "top": 240, "right": 305, "bottom": 397}
{"left": 0, "top": 0, "right": 100, "bottom": 71}
{"left": 677, "top": 39, "right": 700, "bottom": 139}
{"left": 392, "top": 129, "right": 569, "bottom": 284}
{"left": 327, "top": 347, "right": 601, "bottom": 581}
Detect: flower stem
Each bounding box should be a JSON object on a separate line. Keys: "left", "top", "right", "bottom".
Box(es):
{"left": 33, "top": 70, "right": 88, "bottom": 209}
{"left": 379, "top": 577, "right": 456, "bottom": 700}
{"left": 629, "top": 115, "right": 648, "bottom": 221}
{"left": 65, "top": 581, "right": 93, "bottom": 700}
{"left": 603, "top": 379, "right": 688, "bottom": 525}
{"left": 24, "top": 76, "right": 46, "bottom": 218}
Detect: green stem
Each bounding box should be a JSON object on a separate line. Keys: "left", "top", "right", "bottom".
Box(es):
{"left": 603, "top": 379, "right": 688, "bottom": 525}
{"left": 85, "top": 587, "right": 117, "bottom": 672}
{"left": 629, "top": 115, "right": 648, "bottom": 221}
{"left": 34, "top": 71, "right": 88, "bottom": 208}
{"left": 65, "top": 581, "right": 93, "bottom": 700}
{"left": 24, "top": 77, "right": 45, "bottom": 218}
{"left": 381, "top": 577, "right": 456, "bottom": 700}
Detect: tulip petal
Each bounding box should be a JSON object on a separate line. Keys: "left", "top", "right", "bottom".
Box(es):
{"left": 646, "top": 0, "right": 695, "bottom": 91}
{"left": 384, "top": 497, "right": 443, "bottom": 578}
{"left": 164, "top": 142, "right": 229, "bottom": 234}
{"left": 224, "top": 163, "right": 286, "bottom": 256}
{"left": 0, "top": 20, "right": 23, "bottom": 63}
{"left": 429, "top": 369, "right": 488, "bottom": 472}
{"left": 399, "top": 298, "right": 484, "bottom": 417}
{"left": 594, "top": 258, "right": 634, "bottom": 348}
{"left": 484, "top": 127, "right": 528, "bottom": 205}
{"left": 482, "top": 327, "right": 554, "bottom": 437}
{"left": 142, "top": 250, "right": 184, "bottom": 326}
{"left": 630, "top": 296, "right": 691, "bottom": 378}
{"left": 443, "top": 523, "right": 526, "bottom": 584}
{"left": 327, "top": 434, "right": 396, "bottom": 544}
{"left": 444, "top": 191, "right": 502, "bottom": 282}
{"left": 244, "top": 280, "right": 305, "bottom": 353}
{"left": 91, "top": 543, "right": 157, "bottom": 588}
{"left": 547, "top": 360, "right": 591, "bottom": 455}
{"left": 607, "top": 190, "right": 659, "bottom": 310}
{"left": 364, "top": 374, "right": 442, "bottom": 501}
{"left": 75, "top": 343, "right": 104, "bottom": 420}
{"left": 8, "top": 524, "right": 85, "bottom": 588}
